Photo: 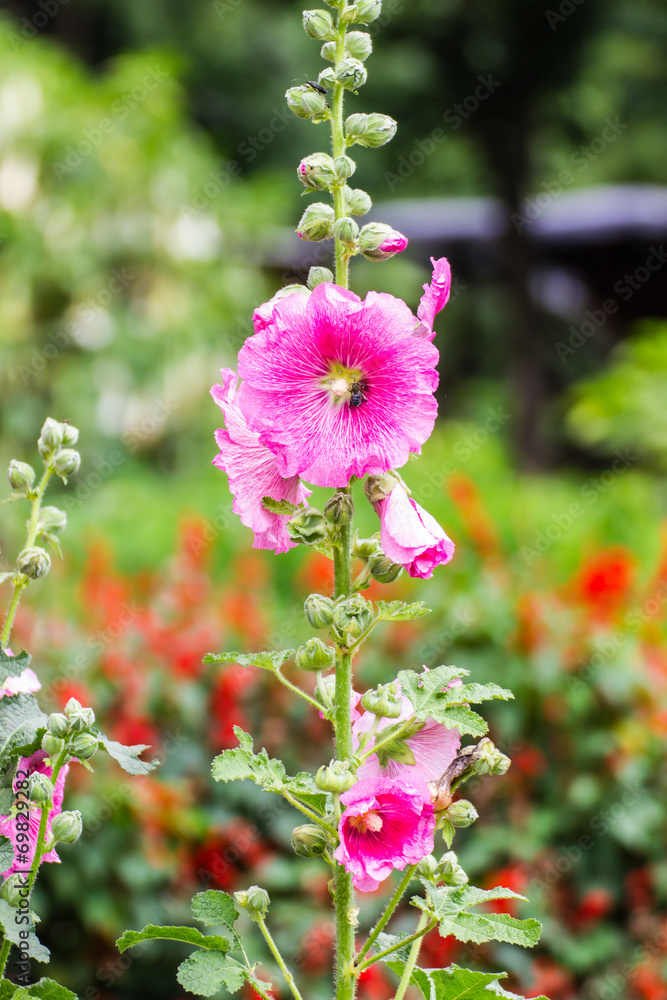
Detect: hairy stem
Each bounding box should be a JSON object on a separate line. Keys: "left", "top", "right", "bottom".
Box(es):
{"left": 26, "top": 747, "right": 67, "bottom": 895}
{"left": 255, "top": 915, "right": 305, "bottom": 1000}
{"left": 355, "top": 865, "right": 418, "bottom": 966}
{"left": 393, "top": 912, "right": 430, "bottom": 1000}
{"left": 357, "top": 916, "right": 436, "bottom": 974}
{"left": 331, "top": 8, "right": 349, "bottom": 290}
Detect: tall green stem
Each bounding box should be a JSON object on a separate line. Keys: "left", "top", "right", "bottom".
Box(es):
{"left": 393, "top": 912, "right": 429, "bottom": 1000}
{"left": 26, "top": 748, "right": 67, "bottom": 895}
{"left": 255, "top": 915, "right": 305, "bottom": 1000}
{"left": 331, "top": 9, "right": 349, "bottom": 290}
{"left": 355, "top": 865, "right": 418, "bottom": 966}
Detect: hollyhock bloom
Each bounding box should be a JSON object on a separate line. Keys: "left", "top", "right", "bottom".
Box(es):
{"left": 334, "top": 776, "right": 435, "bottom": 892}
{"left": 416, "top": 256, "right": 452, "bottom": 340}
{"left": 236, "top": 271, "right": 448, "bottom": 488}
{"left": 211, "top": 369, "right": 311, "bottom": 553}
{"left": 374, "top": 482, "right": 455, "bottom": 579}
{"left": 0, "top": 667, "right": 41, "bottom": 699}
{"left": 354, "top": 689, "right": 460, "bottom": 785}
{"left": 0, "top": 751, "right": 69, "bottom": 876}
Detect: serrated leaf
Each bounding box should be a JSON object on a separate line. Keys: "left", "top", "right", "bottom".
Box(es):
{"left": 386, "top": 962, "right": 521, "bottom": 1000}
{"left": 376, "top": 601, "right": 431, "bottom": 622}
{"left": 212, "top": 728, "right": 286, "bottom": 793}
{"left": 0, "top": 661, "right": 48, "bottom": 756}
{"left": 428, "top": 705, "right": 488, "bottom": 737}
{"left": 397, "top": 666, "right": 468, "bottom": 716}
{"left": 0, "top": 901, "right": 50, "bottom": 963}
{"left": 177, "top": 951, "right": 245, "bottom": 997}
{"left": 95, "top": 732, "right": 159, "bottom": 775}
{"left": 414, "top": 886, "right": 540, "bottom": 949}
{"left": 374, "top": 930, "right": 413, "bottom": 964}
{"left": 26, "top": 980, "right": 80, "bottom": 999}
{"left": 203, "top": 650, "right": 294, "bottom": 670}
{"left": 191, "top": 891, "right": 240, "bottom": 944}
{"left": 437, "top": 683, "right": 513, "bottom": 706}
{"left": 261, "top": 497, "right": 301, "bottom": 516}
{"left": 0, "top": 649, "right": 31, "bottom": 683}
{"left": 116, "top": 924, "right": 230, "bottom": 954}
{"left": 0, "top": 836, "right": 14, "bottom": 872}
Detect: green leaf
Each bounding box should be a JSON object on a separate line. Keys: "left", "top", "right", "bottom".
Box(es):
{"left": 376, "top": 738, "right": 416, "bottom": 768}
{"left": 0, "top": 836, "right": 15, "bottom": 872}
{"left": 95, "top": 732, "right": 159, "bottom": 775}
{"left": 203, "top": 650, "right": 294, "bottom": 670}
{"left": 26, "top": 981, "right": 79, "bottom": 999}
{"left": 374, "top": 930, "right": 413, "bottom": 964}
{"left": 436, "top": 682, "right": 514, "bottom": 707}
{"left": 427, "top": 705, "right": 489, "bottom": 738}
{"left": 397, "top": 666, "right": 468, "bottom": 716}
{"left": 0, "top": 693, "right": 48, "bottom": 758}
{"left": 177, "top": 951, "right": 245, "bottom": 997}
{"left": 116, "top": 925, "right": 230, "bottom": 954}
{"left": 414, "top": 886, "right": 541, "bottom": 949}
{"left": 261, "top": 497, "right": 301, "bottom": 516}
{"left": 375, "top": 601, "right": 431, "bottom": 622}
{"left": 386, "top": 962, "right": 546, "bottom": 1000}
{"left": 191, "top": 891, "right": 240, "bottom": 944}
{"left": 212, "top": 728, "right": 287, "bottom": 792}
{"left": 0, "top": 900, "right": 50, "bottom": 962}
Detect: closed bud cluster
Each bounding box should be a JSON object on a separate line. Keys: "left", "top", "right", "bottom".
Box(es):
{"left": 345, "top": 112, "right": 397, "bottom": 148}
{"left": 359, "top": 222, "right": 408, "bottom": 261}
{"left": 64, "top": 697, "right": 95, "bottom": 732}
{"left": 346, "top": 31, "right": 373, "bottom": 60}
{"left": 354, "top": 0, "right": 382, "bottom": 22}
{"left": 8, "top": 460, "right": 35, "bottom": 491}
{"left": 295, "top": 637, "right": 336, "bottom": 672}
{"left": 324, "top": 492, "right": 354, "bottom": 525}
{"left": 17, "top": 546, "right": 51, "bottom": 580}
{"left": 367, "top": 551, "right": 402, "bottom": 583}
{"left": 287, "top": 506, "right": 329, "bottom": 546}
{"left": 344, "top": 187, "right": 372, "bottom": 217}
{"left": 360, "top": 682, "right": 402, "bottom": 718}
{"left": 316, "top": 759, "right": 356, "bottom": 793}
{"left": 37, "top": 419, "right": 80, "bottom": 472}
{"left": 334, "top": 156, "right": 356, "bottom": 180}
{"left": 332, "top": 594, "right": 373, "bottom": 644}
{"left": 445, "top": 799, "right": 479, "bottom": 828}
{"left": 304, "top": 594, "right": 335, "bottom": 629}
{"left": 332, "top": 217, "right": 359, "bottom": 248}
{"left": 291, "top": 824, "right": 329, "bottom": 857}
{"left": 297, "top": 152, "right": 336, "bottom": 191}
{"left": 234, "top": 885, "right": 270, "bottom": 919}
{"left": 52, "top": 448, "right": 81, "bottom": 482}
{"left": 38, "top": 506, "right": 67, "bottom": 536}
{"left": 307, "top": 266, "right": 334, "bottom": 289}
{"left": 50, "top": 810, "right": 83, "bottom": 845}
{"left": 473, "top": 738, "right": 511, "bottom": 776}
{"left": 336, "top": 58, "right": 367, "bottom": 91}
{"left": 37, "top": 418, "right": 64, "bottom": 458}
{"left": 297, "top": 203, "right": 335, "bottom": 241}
{"left": 69, "top": 732, "right": 99, "bottom": 760}
{"left": 437, "top": 851, "right": 469, "bottom": 886}
{"left": 29, "top": 772, "right": 53, "bottom": 804}
{"left": 286, "top": 85, "right": 329, "bottom": 122}
{"left": 302, "top": 8, "right": 336, "bottom": 39}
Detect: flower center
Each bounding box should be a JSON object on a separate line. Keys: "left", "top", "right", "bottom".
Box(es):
{"left": 348, "top": 809, "right": 383, "bottom": 834}
{"left": 321, "top": 362, "right": 365, "bottom": 406}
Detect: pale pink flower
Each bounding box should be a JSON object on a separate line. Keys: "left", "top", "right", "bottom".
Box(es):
{"left": 0, "top": 668, "right": 41, "bottom": 699}
{"left": 237, "top": 282, "right": 440, "bottom": 488}
{"left": 334, "top": 776, "right": 435, "bottom": 892}
{"left": 354, "top": 691, "right": 460, "bottom": 785}
{"left": 211, "top": 369, "right": 311, "bottom": 554}
{"left": 374, "top": 482, "right": 455, "bottom": 579}
{"left": 416, "top": 257, "right": 452, "bottom": 340}
{"left": 0, "top": 751, "right": 69, "bottom": 876}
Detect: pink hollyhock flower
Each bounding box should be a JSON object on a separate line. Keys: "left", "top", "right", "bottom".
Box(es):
{"left": 252, "top": 285, "right": 311, "bottom": 334}
{"left": 374, "top": 482, "right": 455, "bottom": 579}
{"left": 0, "top": 751, "right": 69, "bottom": 876}
{"left": 211, "top": 369, "right": 311, "bottom": 553}
{"left": 416, "top": 257, "right": 452, "bottom": 340}
{"left": 354, "top": 691, "right": 460, "bottom": 785}
{"left": 379, "top": 230, "right": 408, "bottom": 255}
{"left": 334, "top": 776, "right": 435, "bottom": 892}
{"left": 237, "top": 282, "right": 440, "bottom": 488}
{"left": 0, "top": 667, "right": 41, "bottom": 699}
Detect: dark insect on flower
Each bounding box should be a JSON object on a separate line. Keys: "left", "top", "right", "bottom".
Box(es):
{"left": 349, "top": 380, "right": 368, "bottom": 408}
{"left": 306, "top": 80, "right": 328, "bottom": 95}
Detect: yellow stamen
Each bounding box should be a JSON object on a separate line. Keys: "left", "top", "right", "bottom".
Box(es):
{"left": 348, "top": 809, "right": 383, "bottom": 834}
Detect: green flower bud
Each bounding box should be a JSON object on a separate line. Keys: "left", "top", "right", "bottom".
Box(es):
{"left": 69, "top": 732, "right": 99, "bottom": 760}
{"left": 234, "top": 885, "right": 270, "bottom": 919}
{"left": 288, "top": 506, "right": 329, "bottom": 547}
{"left": 38, "top": 506, "right": 67, "bottom": 536}
{"left": 355, "top": 0, "right": 382, "bottom": 22}
{"left": 340, "top": 5, "right": 359, "bottom": 24}
{"left": 64, "top": 697, "right": 82, "bottom": 716}
{"left": 47, "top": 713, "right": 69, "bottom": 737}
{"left": 60, "top": 423, "right": 79, "bottom": 447}
{"left": 346, "top": 31, "right": 373, "bottom": 61}
{"left": 343, "top": 187, "right": 372, "bottom": 217}
{"left": 297, "top": 203, "right": 335, "bottom": 242}
{"left": 17, "top": 546, "right": 51, "bottom": 580}
{"left": 8, "top": 460, "right": 35, "bottom": 490}
{"left": 286, "top": 85, "right": 329, "bottom": 122}
{"left": 345, "top": 112, "right": 397, "bottom": 148}
{"left": 41, "top": 732, "right": 66, "bottom": 756}
{"left": 38, "top": 418, "right": 64, "bottom": 459}
{"left": 331, "top": 594, "right": 373, "bottom": 644}
{"left": 303, "top": 8, "right": 336, "bottom": 39}
{"left": 474, "top": 738, "right": 511, "bottom": 776}
{"left": 364, "top": 471, "right": 399, "bottom": 504}
{"left": 446, "top": 799, "right": 478, "bottom": 829}
{"left": 297, "top": 152, "right": 336, "bottom": 191}
{"left": 352, "top": 533, "right": 382, "bottom": 561}
{"left": 64, "top": 698, "right": 95, "bottom": 732}
{"left": 291, "top": 824, "right": 329, "bottom": 857}
{"left": 307, "top": 266, "right": 334, "bottom": 290}
{"left": 332, "top": 216, "right": 359, "bottom": 248}
{"left": 50, "top": 810, "right": 83, "bottom": 845}
{"left": 295, "top": 638, "right": 336, "bottom": 672}
{"left": 324, "top": 492, "right": 354, "bottom": 525}
{"left": 318, "top": 67, "right": 337, "bottom": 89}
{"left": 1, "top": 874, "right": 26, "bottom": 908}
{"left": 321, "top": 41, "right": 336, "bottom": 61}
{"left": 316, "top": 760, "right": 356, "bottom": 793}
{"left": 415, "top": 854, "right": 438, "bottom": 880}
{"left": 367, "top": 551, "right": 402, "bottom": 584}
{"left": 51, "top": 448, "right": 81, "bottom": 482}
{"left": 436, "top": 851, "right": 469, "bottom": 886}
{"left": 29, "top": 772, "right": 53, "bottom": 804}
{"left": 304, "top": 593, "right": 335, "bottom": 629}
{"left": 317, "top": 673, "right": 336, "bottom": 711}
{"left": 334, "top": 156, "right": 356, "bottom": 180}
{"left": 360, "top": 682, "right": 402, "bottom": 719}
{"left": 336, "top": 58, "right": 367, "bottom": 91}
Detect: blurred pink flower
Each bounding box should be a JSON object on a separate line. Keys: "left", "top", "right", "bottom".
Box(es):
{"left": 416, "top": 257, "right": 452, "bottom": 339}
{"left": 0, "top": 751, "right": 69, "bottom": 876}
{"left": 334, "top": 776, "right": 435, "bottom": 891}
{"left": 0, "top": 668, "right": 41, "bottom": 699}
{"left": 211, "top": 369, "right": 311, "bottom": 554}
{"left": 236, "top": 282, "right": 440, "bottom": 488}
{"left": 374, "top": 482, "right": 455, "bottom": 579}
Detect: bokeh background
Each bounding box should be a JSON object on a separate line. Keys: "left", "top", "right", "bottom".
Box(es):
{"left": 1, "top": 0, "right": 667, "bottom": 997}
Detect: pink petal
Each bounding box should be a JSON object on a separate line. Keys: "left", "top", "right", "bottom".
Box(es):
{"left": 416, "top": 257, "right": 452, "bottom": 340}
{"left": 0, "top": 668, "right": 41, "bottom": 699}
{"left": 375, "top": 484, "right": 455, "bottom": 579}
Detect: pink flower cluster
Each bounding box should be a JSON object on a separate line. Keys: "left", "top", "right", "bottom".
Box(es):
{"left": 212, "top": 258, "right": 455, "bottom": 575}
